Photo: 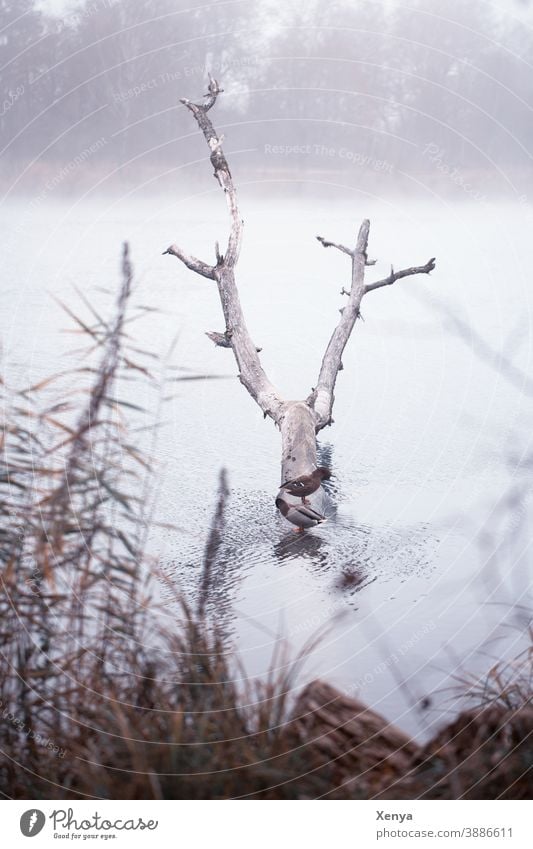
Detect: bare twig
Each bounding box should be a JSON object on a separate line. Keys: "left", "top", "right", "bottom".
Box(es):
{"left": 365, "top": 258, "right": 436, "bottom": 293}
{"left": 162, "top": 245, "right": 215, "bottom": 280}
{"left": 313, "top": 220, "right": 370, "bottom": 428}
{"left": 316, "top": 235, "right": 353, "bottom": 256}
{"left": 313, "top": 229, "right": 436, "bottom": 429}
{"left": 317, "top": 235, "right": 376, "bottom": 265}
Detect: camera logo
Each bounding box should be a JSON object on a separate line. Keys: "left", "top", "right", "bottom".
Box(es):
{"left": 20, "top": 810, "right": 46, "bottom": 837}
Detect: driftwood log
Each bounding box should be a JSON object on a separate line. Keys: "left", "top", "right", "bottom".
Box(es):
{"left": 164, "top": 77, "right": 436, "bottom": 520}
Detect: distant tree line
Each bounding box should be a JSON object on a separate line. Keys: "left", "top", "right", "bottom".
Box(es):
{"left": 1, "top": 0, "right": 531, "bottom": 190}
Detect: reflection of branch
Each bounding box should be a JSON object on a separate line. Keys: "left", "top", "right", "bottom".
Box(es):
{"left": 198, "top": 469, "right": 228, "bottom": 617}
{"left": 417, "top": 292, "right": 533, "bottom": 400}
{"left": 446, "top": 310, "right": 533, "bottom": 399}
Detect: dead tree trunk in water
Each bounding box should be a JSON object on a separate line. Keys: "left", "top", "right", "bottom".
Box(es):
{"left": 164, "top": 78, "right": 436, "bottom": 525}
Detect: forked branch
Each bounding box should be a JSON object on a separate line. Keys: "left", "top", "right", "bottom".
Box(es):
{"left": 312, "top": 226, "right": 436, "bottom": 429}
{"left": 164, "top": 79, "right": 436, "bottom": 496}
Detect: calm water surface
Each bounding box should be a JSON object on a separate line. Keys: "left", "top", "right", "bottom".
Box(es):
{"left": 3, "top": 191, "right": 532, "bottom": 739}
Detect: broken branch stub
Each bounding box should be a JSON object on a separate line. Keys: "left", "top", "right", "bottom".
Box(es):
{"left": 165, "top": 79, "right": 436, "bottom": 524}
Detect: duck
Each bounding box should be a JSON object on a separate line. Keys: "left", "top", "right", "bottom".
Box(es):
{"left": 280, "top": 466, "right": 331, "bottom": 504}
{"left": 275, "top": 496, "right": 327, "bottom": 532}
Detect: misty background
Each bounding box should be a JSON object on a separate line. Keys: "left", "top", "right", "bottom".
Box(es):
{"left": 2, "top": 0, "right": 533, "bottom": 196}
{"left": 2, "top": 0, "right": 533, "bottom": 738}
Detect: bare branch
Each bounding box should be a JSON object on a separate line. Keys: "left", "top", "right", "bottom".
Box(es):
{"left": 317, "top": 235, "right": 377, "bottom": 265}
{"left": 312, "top": 224, "right": 435, "bottom": 431}
{"left": 316, "top": 235, "right": 353, "bottom": 256}
{"left": 313, "top": 220, "right": 370, "bottom": 429}
{"left": 162, "top": 244, "right": 215, "bottom": 280}
{"left": 165, "top": 79, "right": 284, "bottom": 423}
{"left": 179, "top": 77, "right": 242, "bottom": 268}
{"left": 365, "top": 257, "right": 436, "bottom": 293}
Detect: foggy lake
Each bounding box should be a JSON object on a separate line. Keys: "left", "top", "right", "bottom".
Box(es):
{"left": 3, "top": 188, "right": 532, "bottom": 739}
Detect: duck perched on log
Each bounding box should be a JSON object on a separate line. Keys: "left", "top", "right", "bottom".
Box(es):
{"left": 280, "top": 467, "right": 331, "bottom": 504}
{"left": 275, "top": 496, "right": 327, "bottom": 532}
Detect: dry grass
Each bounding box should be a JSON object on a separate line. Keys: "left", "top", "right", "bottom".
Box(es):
{"left": 0, "top": 245, "right": 336, "bottom": 799}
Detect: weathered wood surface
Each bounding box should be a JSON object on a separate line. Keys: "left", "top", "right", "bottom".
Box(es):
{"left": 165, "top": 78, "right": 435, "bottom": 516}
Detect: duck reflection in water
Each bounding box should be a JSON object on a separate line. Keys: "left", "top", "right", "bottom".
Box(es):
{"left": 273, "top": 527, "right": 328, "bottom": 566}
